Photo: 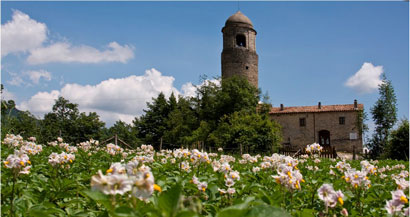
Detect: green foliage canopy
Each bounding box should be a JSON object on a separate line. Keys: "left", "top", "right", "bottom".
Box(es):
{"left": 369, "top": 74, "right": 398, "bottom": 159}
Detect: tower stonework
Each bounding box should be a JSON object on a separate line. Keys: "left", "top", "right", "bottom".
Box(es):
{"left": 221, "top": 11, "right": 258, "bottom": 88}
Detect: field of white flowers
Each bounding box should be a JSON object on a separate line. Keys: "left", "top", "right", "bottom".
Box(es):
{"left": 2, "top": 134, "right": 409, "bottom": 217}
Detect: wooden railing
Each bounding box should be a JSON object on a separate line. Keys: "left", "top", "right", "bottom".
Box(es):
{"left": 279, "top": 146, "right": 338, "bottom": 159}
{"left": 100, "top": 134, "right": 134, "bottom": 149}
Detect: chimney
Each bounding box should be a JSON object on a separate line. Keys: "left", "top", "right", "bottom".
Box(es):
{"left": 354, "top": 99, "right": 358, "bottom": 109}
{"left": 280, "top": 104, "right": 284, "bottom": 111}
{"left": 318, "top": 102, "right": 321, "bottom": 109}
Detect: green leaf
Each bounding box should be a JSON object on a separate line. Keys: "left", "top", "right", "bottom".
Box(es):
{"left": 113, "top": 206, "right": 136, "bottom": 217}
{"left": 296, "top": 209, "right": 316, "bottom": 217}
{"left": 158, "top": 183, "right": 182, "bottom": 217}
{"left": 82, "top": 190, "right": 113, "bottom": 211}
{"left": 27, "top": 205, "right": 65, "bottom": 217}
{"left": 245, "top": 205, "right": 291, "bottom": 217}
{"left": 216, "top": 208, "right": 248, "bottom": 217}
{"left": 175, "top": 210, "right": 199, "bottom": 217}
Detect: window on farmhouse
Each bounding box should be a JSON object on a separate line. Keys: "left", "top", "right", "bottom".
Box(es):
{"left": 299, "top": 118, "right": 306, "bottom": 127}
{"left": 339, "top": 117, "right": 345, "bottom": 125}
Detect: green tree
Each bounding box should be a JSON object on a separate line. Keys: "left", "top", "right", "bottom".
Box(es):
{"left": 75, "top": 112, "right": 105, "bottom": 142}
{"left": 384, "top": 119, "right": 409, "bottom": 160}
{"left": 164, "top": 96, "right": 198, "bottom": 147}
{"left": 105, "top": 120, "right": 139, "bottom": 147}
{"left": 209, "top": 111, "right": 282, "bottom": 153}
{"left": 41, "top": 97, "right": 105, "bottom": 144}
{"left": 216, "top": 75, "right": 260, "bottom": 117}
{"left": 1, "top": 106, "right": 40, "bottom": 141}
{"left": 190, "top": 76, "right": 260, "bottom": 148}
{"left": 1, "top": 87, "right": 41, "bottom": 140}
{"left": 135, "top": 92, "right": 173, "bottom": 149}
{"left": 369, "top": 74, "right": 398, "bottom": 159}
{"left": 41, "top": 97, "right": 79, "bottom": 143}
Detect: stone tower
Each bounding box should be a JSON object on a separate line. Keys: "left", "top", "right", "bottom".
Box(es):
{"left": 221, "top": 11, "right": 258, "bottom": 88}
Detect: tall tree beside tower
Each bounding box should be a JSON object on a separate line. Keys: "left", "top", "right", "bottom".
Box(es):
{"left": 369, "top": 74, "right": 397, "bottom": 159}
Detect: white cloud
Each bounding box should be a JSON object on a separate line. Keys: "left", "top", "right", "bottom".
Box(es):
{"left": 17, "top": 68, "right": 192, "bottom": 126}
{"left": 18, "top": 90, "right": 60, "bottom": 116}
{"left": 26, "top": 70, "right": 52, "bottom": 84}
{"left": 345, "top": 62, "right": 384, "bottom": 94}
{"left": 2, "top": 10, "right": 134, "bottom": 64}
{"left": 181, "top": 82, "right": 197, "bottom": 98}
{"left": 1, "top": 10, "right": 47, "bottom": 57}
{"left": 6, "top": 70, "right": 52, "bottom": 86}
{"left": 18, "top": 68, "right": 219, "bottom": 126}
{"left": 7, "top": 72, "right": 25, "bottom": 86}
{"left": 27, "top": 42, "right": 134, "bottom": 65}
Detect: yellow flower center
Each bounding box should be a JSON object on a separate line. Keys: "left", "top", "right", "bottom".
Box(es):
{"left": 20, "top": 161, "right": 25, "bottom": 166}
{"left": 27, "top": 160, "right": 31, "bottom": 165}
{"left": 154, "top": 184, "right": 162, "bottom": 192}
{"left": 338, "top": 197, "right": 344, "bottom": 205}
{"left": 401, "top": 196, "right": 408, "bottom": 204}
{"left": 202, "top": 187, "right": 206, "bottom": 192}
{"left": 106, "top": 168, "right": 113, "bottom": 173}
{"left": 354, "top": 175, "right": 358, "bottom": 179}
{"left": 4, "top": 161, "right": 9, "bottom": 165}
{"left": 64, "top": 155, "right": 68, "bottom": 159}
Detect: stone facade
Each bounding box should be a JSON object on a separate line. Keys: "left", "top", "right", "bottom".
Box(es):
{"left": 221, "top": 11, "right": 258, "bottom": 88}
{"left": 269, "top": 102, "right": 364, "bottom": 152}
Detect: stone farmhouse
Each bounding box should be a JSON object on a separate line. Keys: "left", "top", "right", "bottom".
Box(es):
{"left": 221, "top": 11, "right": 364, "bottom": 152}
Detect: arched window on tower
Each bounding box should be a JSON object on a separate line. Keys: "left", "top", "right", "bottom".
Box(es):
{"left": 236, "top": 34, "right": 246, "bottom": 47}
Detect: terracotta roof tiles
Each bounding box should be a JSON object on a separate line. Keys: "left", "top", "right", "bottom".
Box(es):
{"left": 269, "top": 104, "right": 364, "bottom": 114}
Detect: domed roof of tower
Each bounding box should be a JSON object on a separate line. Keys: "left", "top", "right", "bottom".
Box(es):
{"left": 225, "top": 11, "right": 253, "bottom": 27}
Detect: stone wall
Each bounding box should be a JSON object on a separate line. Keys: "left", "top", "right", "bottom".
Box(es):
{"left": 270, "top": 111, "right": 363, "bottom": 153}
{"left": 221, "top": 49, "right": 258, "bottom": 87}
{"left": 221, "top": 24, "right": 258, "bottom": 88}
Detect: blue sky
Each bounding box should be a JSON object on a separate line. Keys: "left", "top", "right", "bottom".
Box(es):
{"left": 1, "top": 2, "right": 408, "bottom": 138}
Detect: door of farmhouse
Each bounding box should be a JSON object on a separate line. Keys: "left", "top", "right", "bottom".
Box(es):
{"left": 319, "top": 130, "right": 330, "bottom": 147}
